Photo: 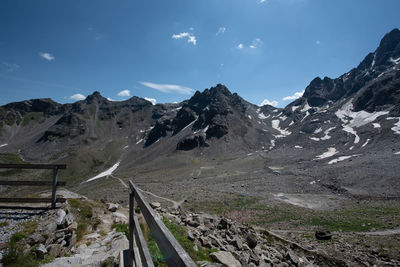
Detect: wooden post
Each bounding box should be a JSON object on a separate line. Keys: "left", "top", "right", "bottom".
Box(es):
{"left": 129, "top": 192, "right": 134, "bottom": 267}
{"left": 51, "top": 167, "right": 58, "bottom": 208}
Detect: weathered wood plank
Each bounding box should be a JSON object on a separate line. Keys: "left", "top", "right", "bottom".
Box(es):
{"left": 0, "top": 181, "right": 66, "bottom": 186}
{"left": 133, "top": 211, "right": 154, "bottom": 267}
{"left": 0, "top": 164, "right": 67, "bottom": 169}
{"left": 129, "top": 181, "right": 196, "bottom": 267}
{"left": 0, "top": 197, "right": 66, "bottom": 203}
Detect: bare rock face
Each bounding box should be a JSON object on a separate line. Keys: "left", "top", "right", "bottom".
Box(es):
{"left": 210, "top": 251, "right": 242, "bottom": 267}
{"left": 177, "top": 135, "right": 208, "bottom": 150}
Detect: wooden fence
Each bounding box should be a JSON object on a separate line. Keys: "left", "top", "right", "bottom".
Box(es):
{"left": 0, "top": 163, "right": 67, "bottom": 208}
{"left": 125, "top": 181, "right": 196, "bottom": 267}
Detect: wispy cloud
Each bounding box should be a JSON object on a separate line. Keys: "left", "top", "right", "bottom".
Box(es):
{"left": 282, "top": 90, "right": 304, "bottom": 101}
{"left": 140, "top": 82, "right": 195, "bottom": 95}
{"left": 258, "top": 0, "right": 267, "bottom": 3}
{"left": 39, "top": 52, "right": 55, "bottom": 61}
{"left": 250, "top": 38, "right": 263, "bottom": 49}
{"left": 260, "top": 99, "right": 278, "bottom": 107}
{"left": 2, "top": 62, "right": 20, "bottom": 72}
{"left": 316, "top": 40, "right": 321, "bottom": 45}
{"left": 70, "top": 93, "right": 86, "bottom": 101}
{"left": 216, "top": 27, "right": 226, "bottom": 36}
{"left": 144, "top": 97, "right": 157, "bottom": 105}
{"left": 117, "top": 89, "right": 131, "bottom": 97}
{"left": 172, "top": 32, "right": 197, "bottom": 45}
{"left": 236, "top": 38, "right": 263, "bottom": 50}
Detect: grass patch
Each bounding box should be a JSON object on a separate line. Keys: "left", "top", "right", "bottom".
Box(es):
{"left": 22, "top": 112, "right": 42, "bottom": 126}
{"left": 0, "top": 221, "right": 9, "bottom": 227}
{"left": 139, "top": 217, "right": 216, "bottom": 266}
{"left": 68, "top": 198, "right": 101, "bottom": 241}
{"left": 112, "top": 223, "right": 129, "bottom": 239}
{"left": 1, "top": 220, "right": 53, "bottom": 267}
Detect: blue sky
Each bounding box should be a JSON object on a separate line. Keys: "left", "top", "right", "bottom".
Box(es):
{"left": 0, "top": 0, "right": 399, "bottom": 107}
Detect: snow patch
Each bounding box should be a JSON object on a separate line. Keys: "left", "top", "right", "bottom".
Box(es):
{"left": 86, "top": 162, "right": 120, "bottom": 182}
{"left": 300, "top": 101, "right": 311, "bottom": 112}
{"left": 0, "top": 144, "right": 7, "bottom": 148}
{"left": 361, "top": 139, "right": 370, "bottom": 148}
{"left": 257, "top": 112, "right": 269, "bottom": 120}
{"left": 309, "top": 127, "right": 335, "bottom": 141}
{"left": 391, "top": 118, "right": 400, "bottom": 134}
{"left": 389, "top": 57, "right": 400, "bottom": 65}
{"left": 372, "top": 123, "right": 381, "bottom": 128}
{"left": 292, "top": 105, "right": 300, "bottom": 112}
{"left": 123, "top": 145, "right": 129, "bottom": 150}
{"left": 269, "top": 139, "right": 275, "bottom": 149}
{"left": 294, "top": 145, "right": 303, "bottom": 149}
{"left": 248, "top": 115, "right": 252, "bottom": 120}
{"left": 335, "top": 100, "right": 387, "bottom": 144}
{"left": 315, "top": 147, "right": 338, "bottom": 159}
{"left": 289, "top": 121, "right": 294, "bottom": 126}
{"left": 394, "top": 151, "right": 400, "bottom": 155}
{"left": 271, "top": 120, "right": 291, "bottom": 137}
{"left": 136, "top": 138, "right": 144, "bottom": 144}
{"left": 328, "top": 155, "right": 360, "bottom": 165}
{"left": 314, "top": 127, "right": 323, "bottom": 134}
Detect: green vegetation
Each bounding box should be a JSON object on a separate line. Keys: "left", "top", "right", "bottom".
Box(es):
{"left": 140, "top": 217, "right": 216, "bottom": 266}
{"left": 112, "top": 223, "right": 129, "bottom": 238}
{"left": 22, "top": 112, "right": 42, "bottom": 126}
{"left": 0, "top": 221, "right": 9, "bottom": 227}
{"left": 188, "top": 195, "right": 400, "bottom": 233}
{"left": 68, "top": 198, "right": 101, "bottom": 241}
{"left": 1, "top": 220, "right": 53, "bottom": 267}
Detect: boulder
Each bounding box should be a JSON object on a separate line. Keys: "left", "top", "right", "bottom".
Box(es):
{"left": 150, "top": 202, "right": 161, "bottom": 209}
{"left": 47, "top": 244, "right": 63, "bottom": 257}
{"left": 55, "top": 209, "right": 66, "bottom": 226}
{"left": 245, "top": 233, "right": 257, "bottom": 249}
{"left": 315, "top": 230, "right": 332, "bottom": 240}
{"left": 210, "top": 251, "right": 242, "bottom": 267}
{"left": 35, "top": 243, "right": 48, "bottom": 259}
{"left": 108, "top": 203, "right": 118, "bottom": 212}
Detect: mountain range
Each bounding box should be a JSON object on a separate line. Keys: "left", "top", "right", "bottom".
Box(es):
{"left": 1, "top": 29, "right": 399, "bottom": 202}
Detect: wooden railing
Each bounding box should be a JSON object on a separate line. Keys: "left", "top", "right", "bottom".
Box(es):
{"left": 126, "top": 181, "right": 196, "bottom": 267}
{"left": 0, "top": 163, "right": 67, "bottom": 208}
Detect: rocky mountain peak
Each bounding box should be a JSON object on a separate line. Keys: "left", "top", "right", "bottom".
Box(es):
{"left": 85, "top": 91, "right": 107, "bottom": 104}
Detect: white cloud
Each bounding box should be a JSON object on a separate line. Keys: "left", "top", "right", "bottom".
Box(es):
{"left": 117, "top": 90, "right": 131, "bottom": 97}
{"left": 140, "top": 82, "right": 195, "bottom": 95}
{"left": 282, "top": 90, "right": 304, "bottom": 101}
{"left": 316, "top": 40, "right": 321, "bottom": 45}
{"left": 216, "top": 27, "right": 226, "bottom": 36}
{"left": 172, "top": 32, "right": 189, "bottom": 39}
{"left": 250, "top": 38, "right": 263, "bottom": 49}
{"left": 2, "top": 62, "right": 20, "bottom": 72}
{"left": 107, "top": 97, "right": 115, "bottom": 101}
{"left": 258, "top": 0, "right": 267, "bottom": 3}
{"left": 237, "top": 43, "right": 244, "bottom": 49}
{"left": 188, "top": 35, "right": 197, "bottom": 45}
{"left": 260, "top": 99, "right": 278, "bottom": 107}
{"left": 70, "top": 93, "right": 86, "bottom": 101}
{"left": 172, "top": 32, "right": 197, "bottom": 45}
{"left": 144, "top": 97, "right": 157, "bottom": 105}
{"left": 39, "top": 52, "right": 55, "bottom": 61}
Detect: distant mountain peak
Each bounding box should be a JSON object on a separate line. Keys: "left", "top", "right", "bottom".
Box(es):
{"left": 85, "top": 91, "right": 107, "bottom": 104}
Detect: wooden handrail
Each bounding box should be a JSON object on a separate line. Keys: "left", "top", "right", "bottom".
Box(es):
{"left": 128, "top": 181, "right": 196, "bottom": 267}
{"left": 0, "top": 164, "right": 66, "bottom": 169}
{"left": 0, "top": 163, "right": 66, "bottom": 208}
